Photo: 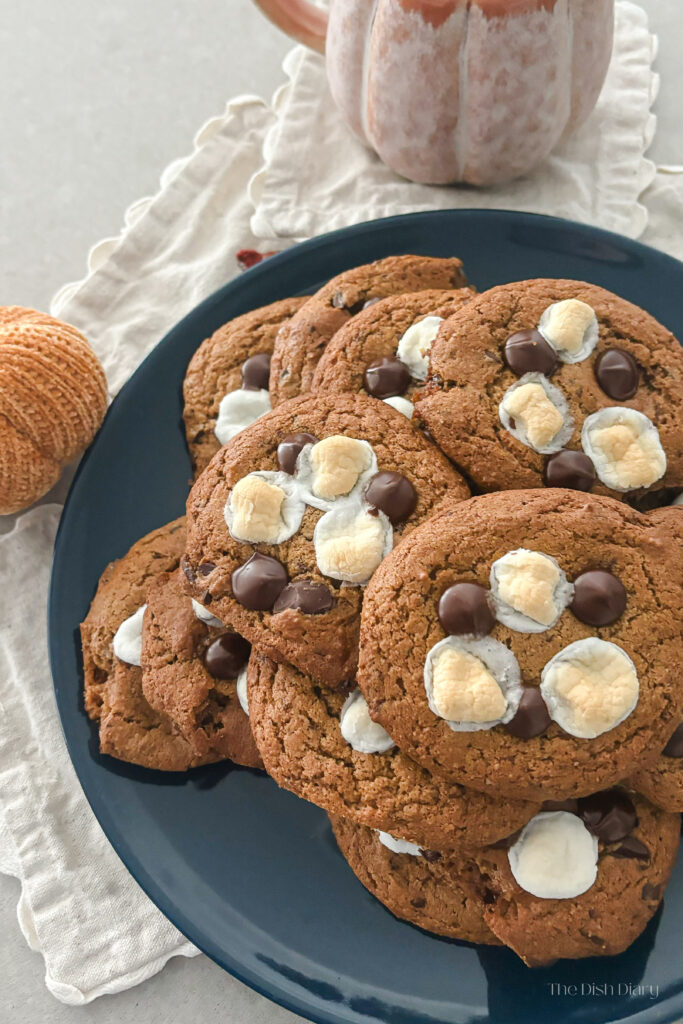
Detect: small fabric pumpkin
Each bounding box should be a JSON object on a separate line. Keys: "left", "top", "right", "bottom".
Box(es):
{"left": 0, "top": 307, "right": 108, "bottom": 514}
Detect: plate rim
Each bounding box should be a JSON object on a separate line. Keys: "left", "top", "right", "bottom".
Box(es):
{"left": 48, "top": 208, "right": 683, "bottom": 1024}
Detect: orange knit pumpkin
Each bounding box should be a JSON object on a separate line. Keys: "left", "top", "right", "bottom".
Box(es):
{"left": 0, "top": 307, "right": 108, "bottom": 514}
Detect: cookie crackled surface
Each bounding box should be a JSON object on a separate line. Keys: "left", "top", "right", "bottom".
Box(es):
{"left": 182, "top": 392, "right": 469, "bottom": 688}
{"left": 358, "top": 489, "right": 683, "bottom": 801}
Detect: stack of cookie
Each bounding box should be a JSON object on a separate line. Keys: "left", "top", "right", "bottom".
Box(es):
{"left": 81, "top": 255, "right": 683, "bottom": 966}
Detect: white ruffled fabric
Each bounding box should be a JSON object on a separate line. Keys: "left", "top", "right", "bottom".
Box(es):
{"left": 0, "top": 0, "right": 679, "bottom": 1008}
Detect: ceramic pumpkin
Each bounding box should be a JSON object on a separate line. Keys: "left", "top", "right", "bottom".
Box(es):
{"left": 253, "top": 0, "right": 614, "bottom": 185}
{"left": 0, "top": 307, "right": 107, "bottom": 514}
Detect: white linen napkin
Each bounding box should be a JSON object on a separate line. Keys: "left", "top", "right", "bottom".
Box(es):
{"left": 0, "top": 0, "right": 678, "bottom": 1007}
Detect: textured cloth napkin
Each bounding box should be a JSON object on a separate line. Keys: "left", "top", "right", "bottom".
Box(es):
{"left": 0, "top": 0, "right": 680, "bottom": 1007}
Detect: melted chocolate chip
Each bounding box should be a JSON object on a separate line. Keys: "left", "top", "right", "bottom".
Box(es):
{"left": 181, "top": 556, "right": 196, "bottom": 584}
{"left": 594, "top": 348, "right": 640, "bottom": 401}
{"left": 276, "top": 432, "right": 318, "bottom": 474}
{"left": 421, "top": 850, "right": 442, "bottom": 863}
{"left": 272, "top": 580, "right": 334, "bottom": 615}
{"left": 505, "top": 687, "right": 551, "bottom": 739}
{"left": 504, "top": 329, "right": 558, "bottom": 377}
{"left": 363, "top": 356, "right": 411, "bottom": 399}
{"left": 570, "top": 570, "right": 627, "bottom": 626}
{"left": 578, "top": 789, "right": 637, "bottom": 843}
{"left": 364, "top": 471, "right": 417, "bottom": 525}
{"left": 198, "top": 561, "right": 216, "bottom": 577}
{"left": 642, "top": 882, "right": 662, "bottom": 900}
{"left": 663, "top": 723, "right": 683, "bottom": 758}
{"left": 241, "top": 352, "right": 271, "bottom": 391}
{"left": 438, "top": 583, "right": 495, "bottom": 637}
{"left": 608, "top": 836, "right": 650, "bottom": 862}
{"left": 410, "top": 897, "right": 426, "bottom": 909}
{"left": 544, "top": 450, "right": 596, "bottom": 492}
{"left": 204, "top": 633, "right": 251, "bottom": 679}
{"left": 231, "top": 552, "right": 288, "bottom": 611}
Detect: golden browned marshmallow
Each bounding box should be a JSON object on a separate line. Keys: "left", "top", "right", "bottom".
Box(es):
{"left": 314, "top": 505, "right": 390, "bottom": 584}
{"left": 541, "top": 638, "right": 639, "bottom": 739}
{"left": 309, "top": 436, "right": 373, "bottom": 500}
{"left": 230, "top": 475, "right": 287, "bottom": 542}
{"left": 539, "top": 298, "right": 598, "bottom": 360}
{"left": 430, "top": 646, "right": 507, "bottom": 723}
{"left": 501, "top": 381, "right": 565, "bottom": 450}
{"left": 581, "top": 408, "right": 666, "bottom": 491}
{"left": 491, "top": 549, "right": 573, "bottom": 631}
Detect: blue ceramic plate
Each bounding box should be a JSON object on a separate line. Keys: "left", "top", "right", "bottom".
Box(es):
{"left": 49, "top": 211, "right": 683, "bottom": 1024}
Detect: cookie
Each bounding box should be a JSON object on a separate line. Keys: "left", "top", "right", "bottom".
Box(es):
{"left": 247, "top": 652, "right": 538, "bottom": 850}
{"left": 416, "top": 279, "right": 683, "bottom": 497}
{"left": 477, "top": 790, "right": 681, "bottom": 964}
{"left": 358, "top": 489, "right": 683, "bottom": 801}
{"left": 141, "top": 571, "right": 262, "bottom": 769}
{"left": 183, "top": 297, "right": 307, "bottom": 476}
{"left": 329, "top": 814, "right": 498, "bottom": 945}
{"left": 183, "top": 392, "right": 469, "bottom": 687}
{"left": 312, "top": 288, "right": 475, "bottom": 420}
{"left": 80, "top": 519, "right": 215, "bottom": 770}
{"left": 629, "top": 728, "right": 683, "bottom": 813}
{"left": 269, "top": 255, "right": 468, "bottom": 405}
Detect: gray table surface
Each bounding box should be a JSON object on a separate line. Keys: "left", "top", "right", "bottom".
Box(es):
{"left": 0, "top": 1, "right": 681, "bottom": 1022}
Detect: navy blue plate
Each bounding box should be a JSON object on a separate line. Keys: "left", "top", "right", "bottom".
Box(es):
{"left": 49, "top": 211, "right": 683, "bottom": 1024}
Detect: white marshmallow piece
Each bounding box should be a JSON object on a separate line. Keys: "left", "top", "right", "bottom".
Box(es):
{"left": 112, "top": 605, "right": 147, "bottom": 666}
{"left": 383, "top": 395, "right": 414, "bottom": 419}
{"left": 296, "top": 436, "right": 377, "bottom": 510}
{"left": 499, "top": 373, "right": 574, "bottom": 454}
{"left": 340, "top": 689, "right": 395, "bottom": 754}
{"left": 214, "top": 388, "right": 271, "bottom": 446}
{"left": 236, "top": 665, "right": 249, "bottom": 716}
{"left": 538, "top": 299, "right": 599, "bottom": 363}
{"left": 396, "top": 316, "right": 443, "bottom": 382}
{"left": 224, "top": 471, "right": 305, "bottom": 544}
{"left": 673, "top": 493, "right": 683, "bottom": 506}
{"left": 490, "top": 549, "right": 574, "bottom": 633}
{"left": 581, "top": 407, "right": 667, "bottom": 492}
{"left": 541, "top": 638, "right": 639, "bottom": 739}
{"left": 424, "top": 636, "right": 523, "bottom": 733}
{"left": 376, "top": 830, "right": 421, "bottom": 856}
{"left": 191, "top": 599, "right": 223, "bottom": 628}
{"left": 508, "top": 811, "right": 598, "bottom": 899}
{"left": 314, "top": 503, "right": 392, "bottom": 585}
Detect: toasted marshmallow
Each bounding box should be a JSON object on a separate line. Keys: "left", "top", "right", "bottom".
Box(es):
{"left": 112, "top": 605, "right": 146, "bottom": 666}
{"left": 340, "top": 689, "right": 395, "bottom": 753}
{"left": 424, "top": 636, "right": 522, "bottom": 732}
{"left": 224, "top": 471, "right": 305, "bottom": 544}
{"left": 191, "top": 599, "right": 223, "bottom": 628}
{"left": 581, "top": 408, "right": 666, "bottom": 492}
{"left": 490, "top": 549, "right": 573, "bottom": 633}
{"left": 538, "top": 299, "right": 599, "bottom": 363}
{"left": 314, "top": 503, "right": 392, "bottom": 585}
{"left": 383, "top": 396, "right": 414, "bottom": 419}
{"left": 540, "top": 637, "right": 639, "bottom": 739}
{"left": 499, "top": 374, "right": 574, "bottom": 454}
{"left": 214, "top": 388, "right": 271, "bottom": 445}
{"left": 296, "top": 436, "right": 377, "bottom": 510}
{"left": 396, "top": 316, "right": 443, "bottom": 381}
{"left": 508, "top": 811, "right": 598, "bottom": 899}
{"left": 376, "top": 831, "right": 421, "bottom": 856}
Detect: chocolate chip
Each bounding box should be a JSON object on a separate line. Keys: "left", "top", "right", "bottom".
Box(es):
{"left": 181, "top": 556, "right": 196, "bottom": 584}
{"left": 541, "top": 799, "right": 579, "bottom": 814}
{"left": 570, "top": 570, "right": 626, "bottom": 626}
{"left": 364, "top": 471, "right": 417, "bottom": 526}
{"left": 410, "top": 897, "right": 426, "bottom": 909}
{"left": 608, "top": 836, "right": 650, "bottom": 862}
{"left": 421, "top": 850, "right": 442, "bottom": 863}
{"left": 505, "top": 687, "right": 551, "bottom": 739}
{"left": 642, "top": 882, "right": 662, "bottom": 900}
{"left": 438, "top": 583, "right": 495, "bottom": 637}
{"left": 363, "top": 356, "right": 411, "bottom": 399}
{"left": 272, "top": 580, "right": 334, "bottom": 615}
{"left": 231, "top": 552, "right": 288, "bottom": 611}
{"left": 204, "top": 633, "right": 251, "bottom": 679}
{"left": 578, "top": 789, "right": 637, "bottom": 843}
{"left": 241, "top": 352, "right": 271, "bottom": 391}
{"left": 663, "top": 722, "right": 683, "bottom": 758}
{"left": 504, "top": 329, "right": 558, "bottom": 377}
{"left": 276, "top": 432, "right": 318, "bottom": 474}
{"left": 544, "top": 450, "right": 596, "bottom": 491}
{"left": 594, "top": 348, "right": 640, "bottom": 401}
{"left": 198, "top": 562, "right": 216, "bottom": 577}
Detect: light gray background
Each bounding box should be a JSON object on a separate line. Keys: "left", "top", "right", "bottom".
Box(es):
{"left": 0, "top": 1, "right": 681, "bottom": 1022}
